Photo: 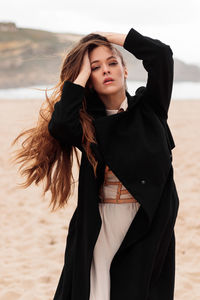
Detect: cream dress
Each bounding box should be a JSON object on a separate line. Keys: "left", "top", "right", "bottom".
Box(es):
{"left": 89, "top": 97, "right": 141, "bottom": 300}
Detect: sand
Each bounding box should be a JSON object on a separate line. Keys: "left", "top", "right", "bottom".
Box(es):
{"left": 0, "top": 98, "right": 199, "bottom": 299}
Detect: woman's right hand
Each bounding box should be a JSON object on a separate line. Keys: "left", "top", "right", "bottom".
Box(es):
{"left": 73, "top": 50, "right": 91, "bottom": 87}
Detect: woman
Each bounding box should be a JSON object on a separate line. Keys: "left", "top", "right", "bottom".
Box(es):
{"left": 12, "top": 27, "right": 179, "bottom": 300}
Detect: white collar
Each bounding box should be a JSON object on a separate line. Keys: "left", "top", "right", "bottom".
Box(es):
{"left": 106, "top": 97, "right": 128, "bottom": 115}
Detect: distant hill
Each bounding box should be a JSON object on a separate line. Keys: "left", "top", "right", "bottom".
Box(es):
{"left": 0, "top": 23, "right": 200, "bottom": 89}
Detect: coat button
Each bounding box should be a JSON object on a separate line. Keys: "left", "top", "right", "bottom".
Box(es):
{"left": 141, "top": 180, "right": 146, "bottom": 184}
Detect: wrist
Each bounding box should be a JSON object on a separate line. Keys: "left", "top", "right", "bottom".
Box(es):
{"left": 108, "top": 33, "right": 127, "bottom": 47}
{"left": 73, "top": 72, "right": 90, "bottom": 87}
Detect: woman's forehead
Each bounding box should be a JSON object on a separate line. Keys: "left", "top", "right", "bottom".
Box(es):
{"left": 89, "top": 46, "right": 118, "bottom": 62}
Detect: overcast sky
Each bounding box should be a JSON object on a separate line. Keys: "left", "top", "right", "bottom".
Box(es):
{"left": 1, "top": 0, "right": 200, "bottom": 66}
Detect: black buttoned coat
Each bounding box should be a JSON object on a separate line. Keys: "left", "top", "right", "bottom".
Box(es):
{"left": 48, "top": 28, "right": 180, "bottom": 300}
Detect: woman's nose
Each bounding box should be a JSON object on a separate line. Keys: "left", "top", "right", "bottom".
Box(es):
{"left": 102, "top": 64, "right": 110, "bottom": 74}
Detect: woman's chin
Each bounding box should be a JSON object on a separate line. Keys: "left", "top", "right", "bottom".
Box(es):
{"left": 98, "top": 85, "right": 122, "bottom": 95}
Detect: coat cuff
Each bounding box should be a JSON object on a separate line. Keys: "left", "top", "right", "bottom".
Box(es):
{"left": 62, "top": 80, "right": 85, "bottom": 98}
{"left": 123, "top": 28, "right": 139, "bottom": 51}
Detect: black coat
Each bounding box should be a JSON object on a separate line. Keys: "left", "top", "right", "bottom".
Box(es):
{"left": 48, "top": 28, "right": 180, "bottom": 300}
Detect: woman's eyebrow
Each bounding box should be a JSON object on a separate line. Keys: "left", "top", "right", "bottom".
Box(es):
{"left": 91, "top": 56, "right": 117, "bottom": 65}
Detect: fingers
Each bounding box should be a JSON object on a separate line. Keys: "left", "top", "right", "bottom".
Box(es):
{"left": 90, "top": 31, "right": 113, "bottom": 43}
{"left": 91, "top": 31, "right": 107, "bottom": 37}
{"left": 79, "top": 50, "right": 91, "bottom": 78}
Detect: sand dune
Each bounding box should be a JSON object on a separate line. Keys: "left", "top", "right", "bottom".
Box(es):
{"left": 0, "top": 98, "right": 199, "bottom": 299}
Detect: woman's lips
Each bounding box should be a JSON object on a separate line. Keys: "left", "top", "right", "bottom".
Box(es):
{"left": 103, "top": 80, "right": 114, "bottom": 85}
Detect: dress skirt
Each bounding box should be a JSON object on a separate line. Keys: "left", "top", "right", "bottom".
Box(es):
{"left": 89, "top": 201, "right": 141, "bottom": 300}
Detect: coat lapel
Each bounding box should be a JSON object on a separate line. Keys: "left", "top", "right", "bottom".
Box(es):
{"left": 86, "top": 88, "right": 140, "bottom": 169}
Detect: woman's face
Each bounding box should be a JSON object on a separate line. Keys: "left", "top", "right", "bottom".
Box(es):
{"left": 88, "top": 46, "right": 128, "bottom": 96}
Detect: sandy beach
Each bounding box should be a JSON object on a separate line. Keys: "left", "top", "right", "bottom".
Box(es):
{"left": 0, "top": 98, "right": 199, "bottom": 300}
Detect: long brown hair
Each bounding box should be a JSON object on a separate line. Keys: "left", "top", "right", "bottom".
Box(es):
{"left": 11, "top": 33, "right": 127, "bottom": 212}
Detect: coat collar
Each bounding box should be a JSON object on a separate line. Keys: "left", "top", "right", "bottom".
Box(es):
{"left": 85, "top": 87, "right": 145, "bottom": 119}
{"left": 105, "top": 96, "right": 128, "bottom": 115}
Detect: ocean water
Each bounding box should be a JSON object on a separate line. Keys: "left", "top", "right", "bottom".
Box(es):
{"left": 0, "top": 81, "right": 199, "bottom": 100}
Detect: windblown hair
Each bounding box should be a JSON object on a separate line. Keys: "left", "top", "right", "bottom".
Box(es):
{"left": 11, "top": 33, "right": 127, "bottom": 212}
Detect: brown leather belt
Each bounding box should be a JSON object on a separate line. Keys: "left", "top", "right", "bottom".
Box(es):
{"left": 100, "top": 165, "right": 138, "bottom": 204}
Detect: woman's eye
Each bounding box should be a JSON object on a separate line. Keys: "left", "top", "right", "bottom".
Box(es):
{"left": 91, "top": 62, "right": 118, "bottom": 71}
{"left": 92, "top": 66, "right": 99, "bottom": 71}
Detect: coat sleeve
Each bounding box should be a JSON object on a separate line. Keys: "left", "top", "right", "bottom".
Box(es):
{"left": 123, "top": 28, "right": 174, "bottom": 120}
{"left": 48, "top": 80, "right": 85, "bottom": 151}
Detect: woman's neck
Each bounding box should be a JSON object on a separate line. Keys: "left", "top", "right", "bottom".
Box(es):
{"left": 98, "top": 89, "right": 126, "bottom": 110}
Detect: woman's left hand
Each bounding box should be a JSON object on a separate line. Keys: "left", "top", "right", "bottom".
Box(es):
{"left": 91, "top": 31, "right": 127, "bottom": 47}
